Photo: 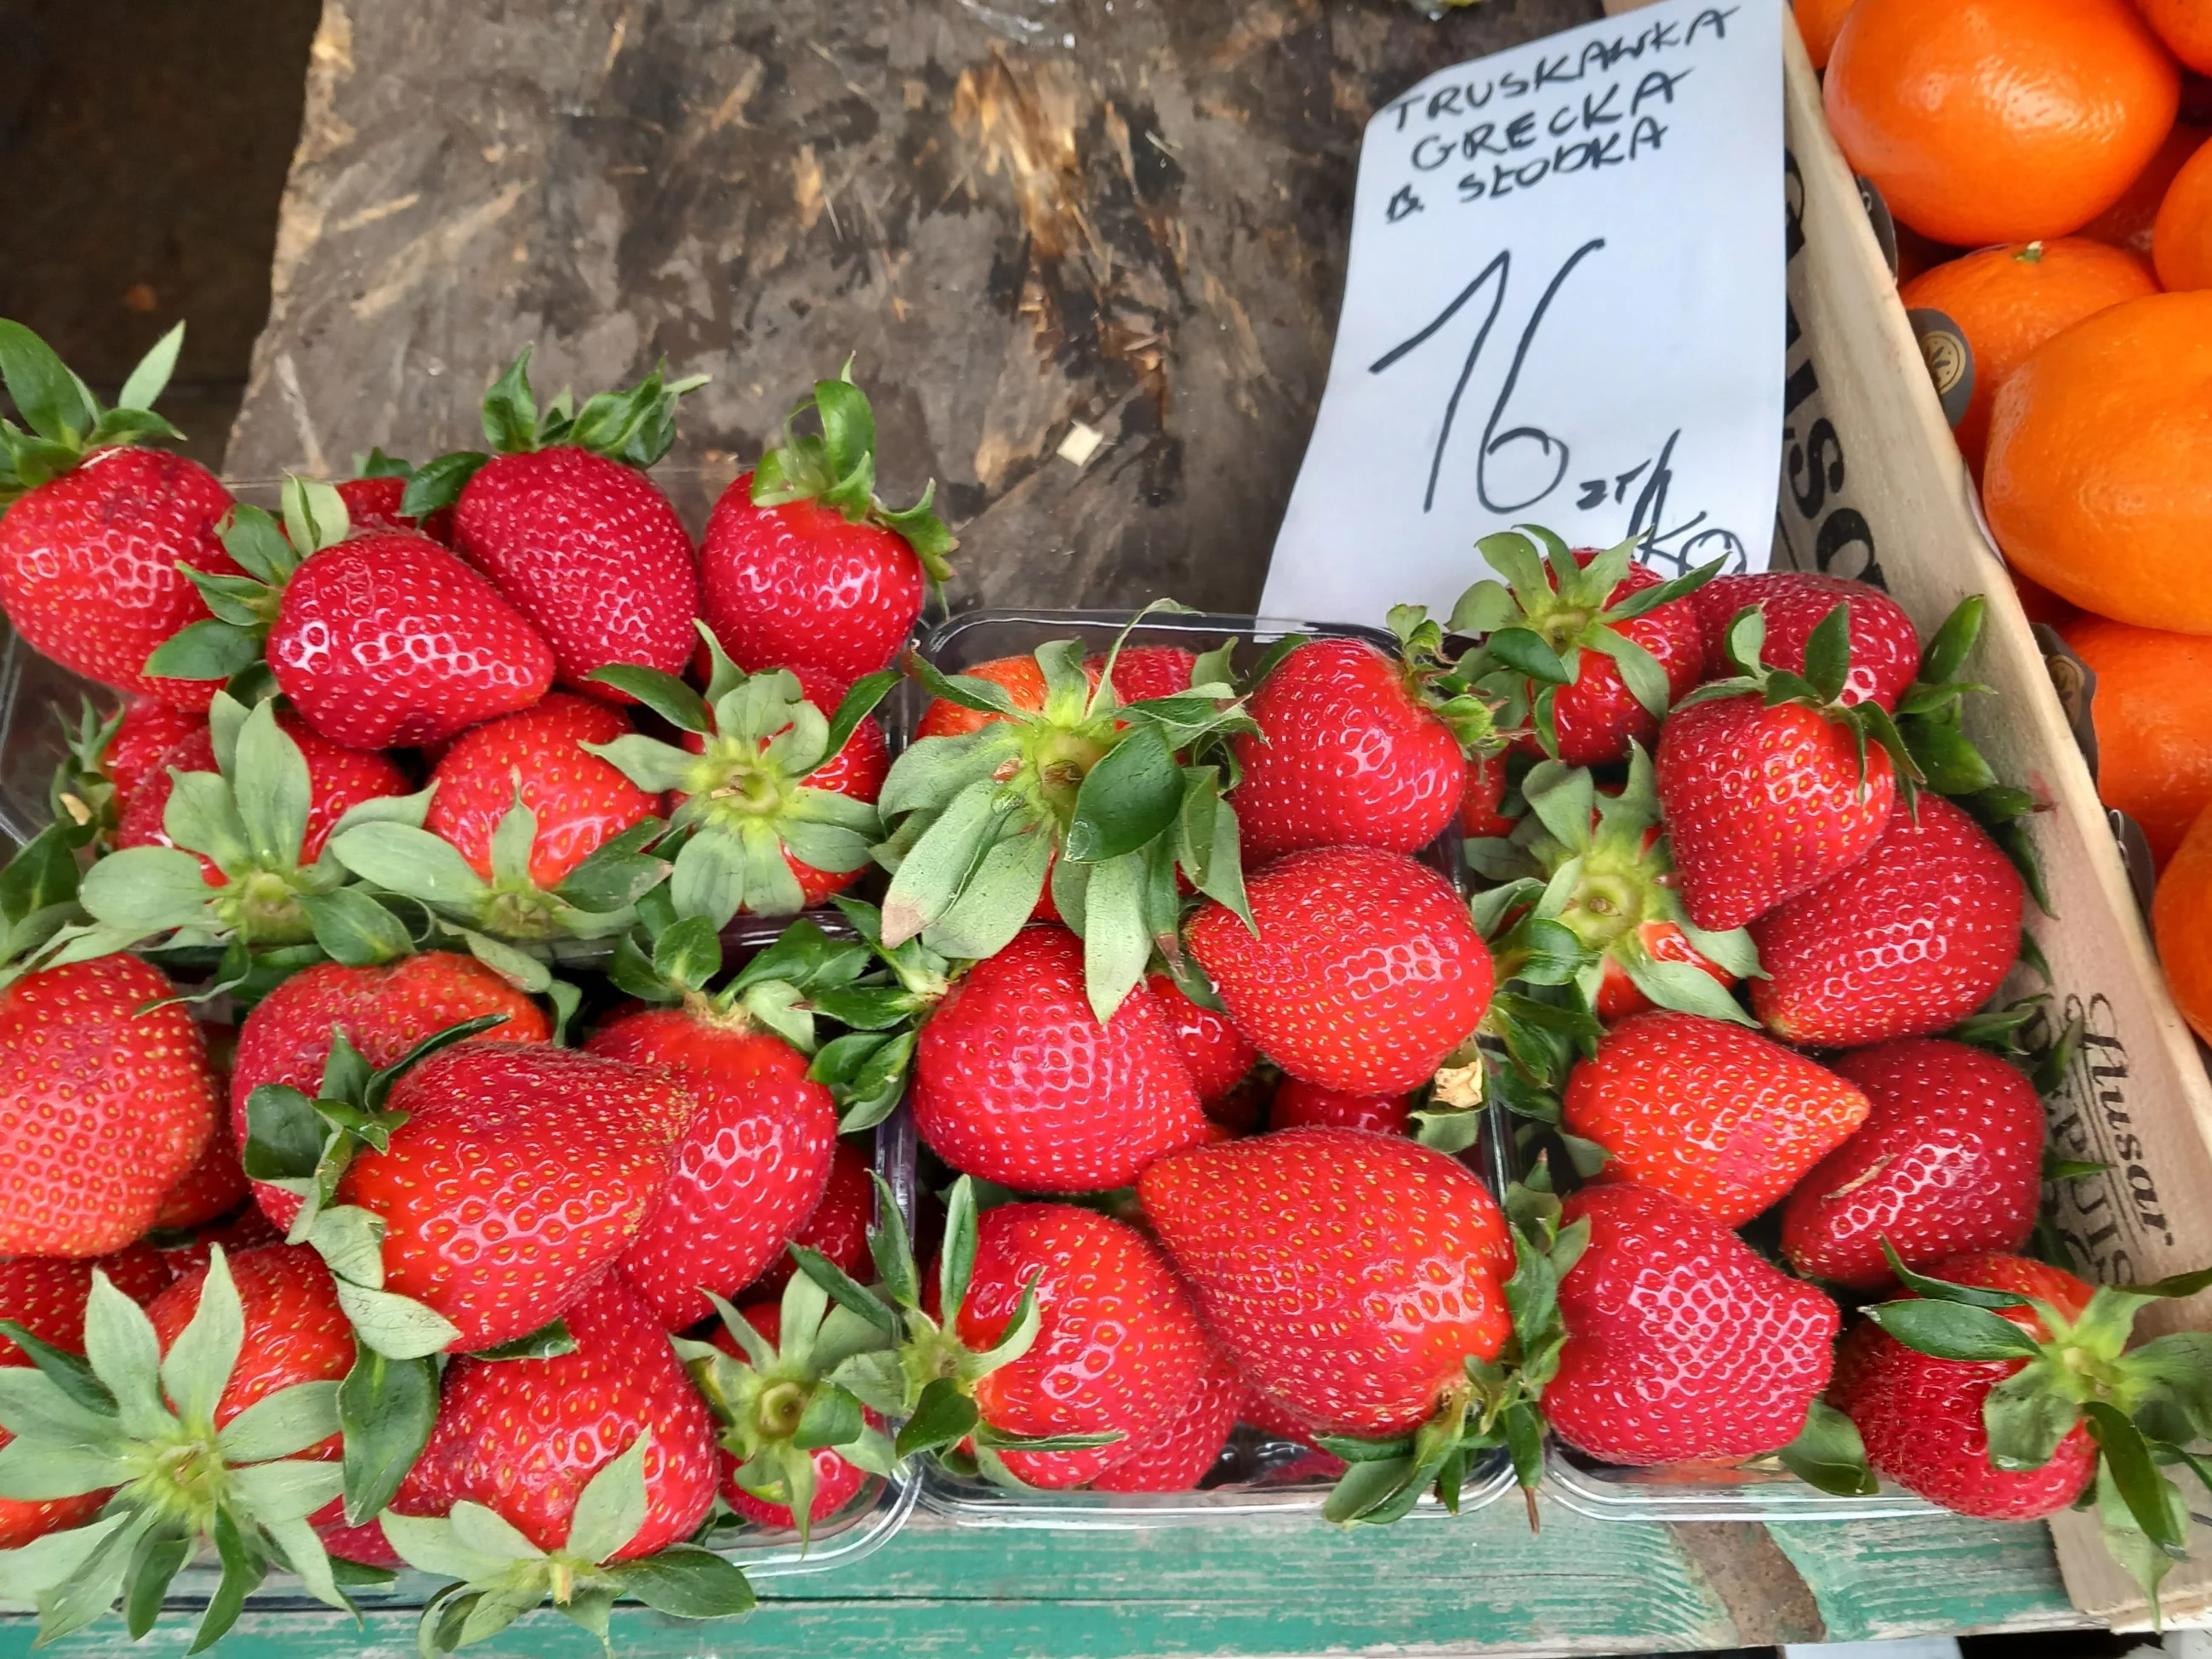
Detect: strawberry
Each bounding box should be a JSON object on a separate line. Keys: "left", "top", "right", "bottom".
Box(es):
{"left": 882, "top": 633, "right": 1251, "bottom": 1017}
{"left": 1148, "top": 972, "right": 1257, "bottom": 1103}
{"left": 915, "top": 653, "right": 1061, "bottom": 740}
{"left": 1089, "top": 1343, "right": 1243, "bottom": 1493}
{"left": 1457, "top": 750, "right": 1518, "bottom": 840}
{"left": 0, "top": 1246, "right": 172, "bottom": 1548}
{"left": 0, "top": 951, "right": 219, "bottom": 1256}
{"left": 1238, "top": 1383, "right": 1338, "bottom": 1456}
{"left": 1270, "top": 1076, "right": 1409, "bottom": 1135}
{"left": 1484, "top": 750, "right": 1757, "bottom": 1028}
{"left": 156, "top": 1202, "right": 284, "bottom": 1278}
{"left": 53, "top": 695, "right": 206, "bottom": 833}
{"left": 1139, "top": 1128, "right": 1513, "bottom": 1440}
{"left": 1563, "top": 1010, "right": 1871, "bottom": 1226}
{"left": 116, "top": 710, "right": 409, "bottom": 881}
{"left": 573, "top": 636, "right": 890, "bottom": 926}
{"left": 425, "top": 692, "right": 664, "bottom": 889}
{"left": 73, "top": 693, "right": 421, "bottom": 955}
{"left": 943, "top": 1201, "right": 1211, "bottom": 1487}
{"left": 586, "top": 1006, "right": 836, "bottom": 1331}
{"left": 745, "top": 1137, "right": 875, "bottom": 1300}
{"left": 151, "top": 1126, "right": 252, "bottom": 1229}
{"left": 231, "top": 950, "right": 550, "bottom": 1229}
{"left": 329, "top": 1040, "right": 698, "bottom": 1350}
{"left": 698, "top": 1297, "right": 889, "bottom": 1534}
{"left": 700, "top": 370, "right": 954, "bottom": 700}
{"left": 1691, "top": 571, "right": 1919, "bottom": 712}
{"left": 1835, "top": 1254, "right": 2100, "bottom": 1519}
{"left": 1448, "top": 532, "right": 1713, "bottom": 765}
{"left": 411, "top": 352, "right": 703, "bottom": 697}
{"left": 1089, "top": 644, "right": 1197, "bottom": 703}
{"left": 1655, "top": 605, "right": 1911, "bottom": 932}
{"left": 382, "top": 1273, "right": 744, "bottom": 1650}
{"left": 1749, "top": 794, "right": 2024, "bottom": 1047}
{"left": 0, "top": 1246, "right": 366, "bottom": 1645}
{"left": 0, "top": 322, "right": 248, "bottom": 710}
{"left": 911, "top": 925, "right": 1207, "bottom": 1191}
{"left": 1230, "top": 637, "right": 1468, "bottom": 864}
{"left": 337, "top": 451, "right": 453, "bottom": 542}
{"left": 1542, "top": 1183, "right": 1839, "bottom": 1465}
{"left": 1185, "top": 846, "right": 1494, "bottom": 1096}
{"left": 1782, "top": 1040, "right": 2045, "bottom": 1290}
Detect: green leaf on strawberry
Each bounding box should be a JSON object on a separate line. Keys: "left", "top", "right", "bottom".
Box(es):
{"left": 0, "top": 321, "right": 185, "bottom": 503}
{"left": 0, "top": 1248, "right": 356, "bottom": 1648}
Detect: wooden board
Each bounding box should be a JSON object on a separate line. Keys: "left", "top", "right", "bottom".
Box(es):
{"left": 1, "top": 1502, "right": 2082, "bottom": 1657}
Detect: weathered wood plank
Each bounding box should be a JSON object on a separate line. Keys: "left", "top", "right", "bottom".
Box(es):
{"left": 1767, "top": 1514, "right": 2082, "bottom": 1645}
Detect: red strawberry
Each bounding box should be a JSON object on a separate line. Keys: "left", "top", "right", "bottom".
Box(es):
{"left": 699, "top": 371, "right": 954, "bottom": 701}
{"left": 744, "top": 1137, "right": 874, "bottom": 1300}
{"left": 1231, "top": 638, "right": 1467, "bottom": 864}
{"left": 1656, "top": 689, "right": 1899, "bottom": 933}
{"left": 426, "top": 693, "right": 663, "bottom": 889}
{"left": 0, "top": 404, "right": 245, "bottom": 709}
{"left": 147, "top": 1245, "right": 353, "bottom": 1456}
{"left": 1457, "top": 750, "right": 1517, "bottom": 840}
{"left": 1238, "top": 1382, "right": 1338, "bottom": 1456}
{"left": 710, "top": 1303, "right": 875, "bottom": 1528}
{"left": 1138, "top": 1127, "right": 1513, "bottom": 1437}
{"left": 151, "top": 1126, "right": 252, "bottom": 1229}
{"left": 1148, "top": 972, "right": 1257, "bottom": 1103}
{"left": 1185, "top": 846, "right": 1494, "bottom": 1096}
{"left": 335, "top": 1040, "right": 698, "bottom": 1349}
{"left": 1089, "top": 1344, "right": 1243, "bottom": 1493}
{"left": 912, "top": 925, "right": 1209, "bottom": 1191}
{"left": 336, "top": 471, "right": 451, "bottom": 543}
{"left": 0, "top": 953, "right": 219, "bottom": 1256}
{"left": 586, "top": 1007, "right": 837, "bottom": 1330}
{"left": 117, "top": 714, "right": 410, "bottom": 880}
{"left": 268, "top": 531, "right": 556, "bottom": 750}
{"left": 946, "top": 1203, "right": 1211, "bottom": 1487}
{"left": 1782, "top": 1040, "right": 2045, "bottom": 1290}
{"left": 1452, "top": 538, "right": 1707, "bottom": 765}
{"left": 453, "top": 447, "right": 698, "bottom": 696}
{"left": 100, "top": 697, "right": 206, "bottom": 823}
{"left": 1089, "top": 644, "right": 1197, "bottom": 704}
{"left": 1544, "top": 1183, "right": 1839, "bottom": 1465}
{"left": 1592, "top": 921, "right": 1736, "bottom": 1022}
{"left": 231, "top": 952, "right": 550, "bottom": 1229}
{"left": 1269, "top": 1076, "right": 1410, "bottom": 1135}
{"left": 1749, "top": 795, "right": 2025, "bottom": 1047}
{"left": 1563, "top": 1010, "right": 1871, "bottom": 1227}
{"left": 157, "top": 1202, "right": 284, "bottom": 1277}
{"left": 1831, "top": 1252, "right": 2097, "bottom": 1518}
{"left": 1692, "top": 572, "right": 1919, "bottom": 712}
{"left": 392, "top": 1272, "right": 719, "bottom": 1555}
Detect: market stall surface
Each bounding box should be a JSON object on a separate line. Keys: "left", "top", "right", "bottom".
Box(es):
{"left": 0, "top": 0, "right": 2107, "bottom": 1650}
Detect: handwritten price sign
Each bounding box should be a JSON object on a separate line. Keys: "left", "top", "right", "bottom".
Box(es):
{"left": 1263, "top": 0, "right": 1784, "bottom": 624}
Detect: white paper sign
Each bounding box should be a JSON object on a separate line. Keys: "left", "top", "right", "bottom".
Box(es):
{"left": 1262, "top": 0, "right": 1784, "bottom": 627}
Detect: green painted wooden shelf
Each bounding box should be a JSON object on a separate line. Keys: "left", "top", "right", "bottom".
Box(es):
{"left": 2, "top": 1499, "right": 2084, "bottom": 1656}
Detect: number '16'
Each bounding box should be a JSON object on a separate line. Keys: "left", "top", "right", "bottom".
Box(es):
{"left": 1369, "top": 237, "right": 1605, "bottom": 516}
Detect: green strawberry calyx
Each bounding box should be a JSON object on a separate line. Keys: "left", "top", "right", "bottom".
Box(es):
{"left": 0, "top": 320, "right": 185, "bottom": 506}
{"left": 0, "top": 1246, "right": 360, "bottom": 1650}
{"left": 750, "top": 363, "right": 956, "bottom": 584}
{"left": 140, "top": 476, "right": 352, "bottom": 690}
{"left": 876, "top": 608, "right": 1257, "bottom": 1023}
{"left": 1382, "top": 604, "right": 1508, "bottom": 755}
{"left": 579, "top": 624, "right": 892, "bottom": 931}
{"left": 1470, "top": 746, "right": 1761, "bottom": 1029}
{"left": 1674, "top": 601, "right": 1925, "bottom": 805}
{"left": 607, "top": 908, "right": 913, "bottom": 1133}
{"left": 1446, "top": 527, "right": 1724, "bottom": 760}
{"left": 43, "top": 694, "right": 431, "bottom": 972}
{"left": 380, "top": 1429, "right": 755, "bottom": 1654}
{"left": 792, "top": 1175, "right": 1122, "bottom": 1487}
{"left": 1862, "top": 1247, "right": 2212, "bottom": 1613}
{"left": 0, "top": 814, "right": 100, "bottom": 997}
{"left": 1319, "top": 1168, "right": 1585, "bottom": 1526}
{"left": 48, "top": 698, "right": 128, "bottom": 840}
{"left": 397, "top": 346, "right": 711, "bottom": 518}
{"left": 1890, "top": 595, "right": 2050, "bottom": 914}
{"left": 676, "top": 1276, "right": 898, "bottom": 1547}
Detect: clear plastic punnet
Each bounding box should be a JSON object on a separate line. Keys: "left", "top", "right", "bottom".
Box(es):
{"left": 897, "top": 606, "right": 1518, "bottom": 1529}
